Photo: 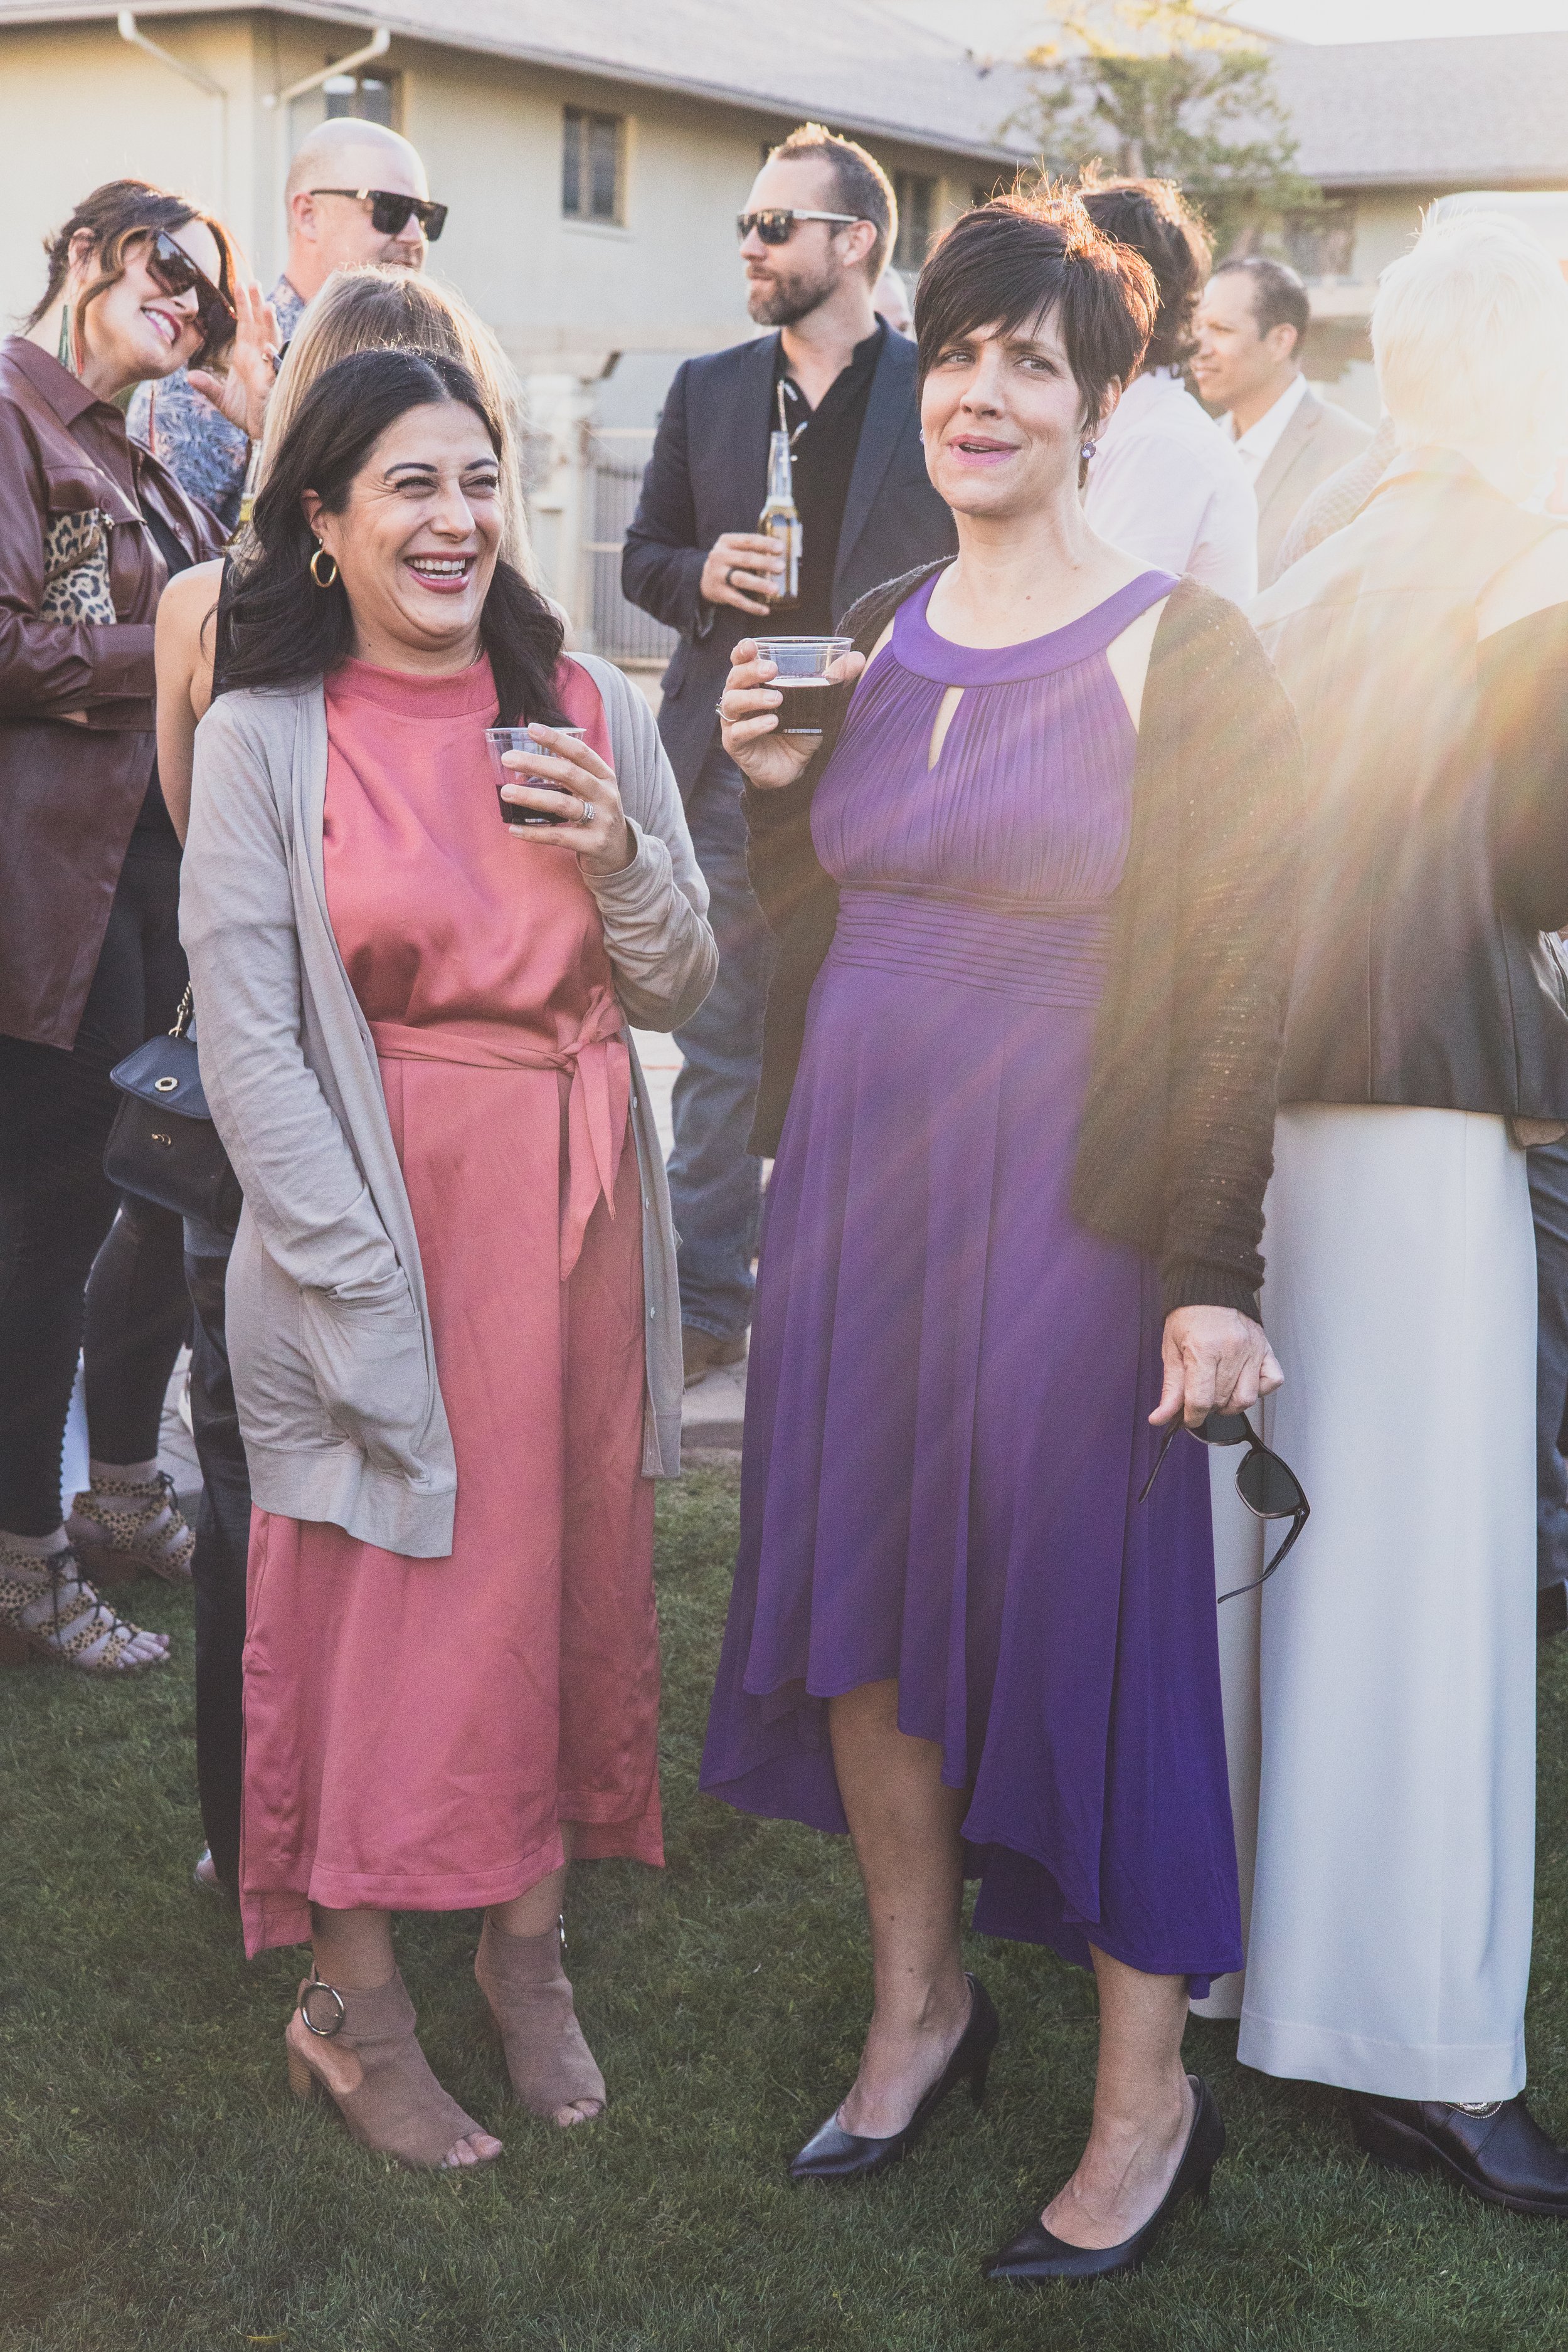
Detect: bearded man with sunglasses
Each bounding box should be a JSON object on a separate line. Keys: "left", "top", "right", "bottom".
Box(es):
{"left": 129, "top": 117, "right": 443, "bottom": 532}
{"left": 623, "top": 123, "right": 956, "bottom": 1384}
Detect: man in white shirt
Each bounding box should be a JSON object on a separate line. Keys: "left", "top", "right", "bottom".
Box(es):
{"left": 1194, "top": 256, "right": 1372, "bottom": 590}
{"left": 1079, "top": 177, "right": 1258, "bottom": 606}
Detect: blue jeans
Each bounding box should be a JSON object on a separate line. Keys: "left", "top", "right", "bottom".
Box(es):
{"left": 667, "top": 745, "right": 778, "bottom": 1342}
{"left": 1530, "top": 1135, "right": 1568, "bottom": 1594}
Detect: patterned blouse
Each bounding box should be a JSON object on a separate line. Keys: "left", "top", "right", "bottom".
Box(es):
{"left": 126, "top": 274, "right": 304, "bottom": 534}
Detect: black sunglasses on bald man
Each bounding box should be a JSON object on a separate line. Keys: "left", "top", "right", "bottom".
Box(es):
{"left": 309, "top": 188, "right": 448, "bottom": 241}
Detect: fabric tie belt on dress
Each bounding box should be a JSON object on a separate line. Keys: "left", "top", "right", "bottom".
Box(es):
{"left": 369, "top": 985, "right": 628, "bottom": 1279}
{"left": 829, "top": 884, "right": 1115, "bottom": 1007}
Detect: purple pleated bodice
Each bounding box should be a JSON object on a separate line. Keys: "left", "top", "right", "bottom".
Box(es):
{"left": 701, "top": 568, "right": 1241, "bottom": 1988}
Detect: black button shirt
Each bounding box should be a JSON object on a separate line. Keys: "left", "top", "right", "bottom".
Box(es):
{"left": 770, "top": 320, "right": 885, "bottom": 637}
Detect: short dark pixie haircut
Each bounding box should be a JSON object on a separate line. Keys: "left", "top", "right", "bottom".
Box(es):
{"left": 914, "top": 192, "right": 1157, "bottom": 435}
{"left": 1211, "top": 254, "right": 1311, "bottom": 356}
{"left": 768, "top": 122, "right": 896, "bottom": 280}
{"left": 1078, "top": 174, "right": 1212, "bottom": 373}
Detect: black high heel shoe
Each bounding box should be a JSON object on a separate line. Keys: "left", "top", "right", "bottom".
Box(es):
{"left": 985, "top": 2073, "right": 1224, "bottom": 2285}
{"left": 789, "top": 1973, "right": 1000, "bottom": 2184}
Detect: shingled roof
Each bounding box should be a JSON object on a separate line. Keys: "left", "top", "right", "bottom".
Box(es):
{"left": 0, "top": 0, "right": 1035, "bottom": 165}
{"left": 1267, "top": 33, "right": 1568, "bottom": 192}
{"left": 10, "top": 6, "right": 1568, "bottom": 194}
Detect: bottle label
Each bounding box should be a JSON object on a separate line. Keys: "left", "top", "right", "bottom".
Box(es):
{"left": 761, "top": 512, "right": 801, "bottom": 603}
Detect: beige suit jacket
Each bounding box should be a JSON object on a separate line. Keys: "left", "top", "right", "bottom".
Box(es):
{"left": 1254, "top": 386, "right": 1373, "bottom": 588}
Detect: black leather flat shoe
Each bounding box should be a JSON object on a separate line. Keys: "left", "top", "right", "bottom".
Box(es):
{"left": 789, "top": 1973, "right": 999, "bottom": 2184}
{"left": 985, "top": 2074, "right": 1224, "bottom": 2286}
{"left": 1350, "top": 2090, "right": 1568, "bottom": 2217}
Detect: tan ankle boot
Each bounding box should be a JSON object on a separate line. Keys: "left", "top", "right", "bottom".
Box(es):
{"left": 475, "top": 1916, "right": 606, "bottom": 2124}
{"left": 285, "top": 1969, "right": 498, "bottom": 2170}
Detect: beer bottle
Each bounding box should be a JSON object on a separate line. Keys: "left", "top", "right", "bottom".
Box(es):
{"left": 758, "top": 426, "right": 802, "bottom": 609}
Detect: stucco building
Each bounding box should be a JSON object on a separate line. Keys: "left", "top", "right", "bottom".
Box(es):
{"left": 0, "top": 1, "right": 1030, "bottom": 652}
{"left": 3, "top": 8, "right": 1568, "bottom": 644}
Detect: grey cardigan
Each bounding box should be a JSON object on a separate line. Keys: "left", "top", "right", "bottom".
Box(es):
{"left": 179, "top": 652, "right": 716, "bottom": 1559}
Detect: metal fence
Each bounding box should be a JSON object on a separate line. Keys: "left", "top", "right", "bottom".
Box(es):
{"left": 584, "top": 428, "right": 677, "bottom": 663}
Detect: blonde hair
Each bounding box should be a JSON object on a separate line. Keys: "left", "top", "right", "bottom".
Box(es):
{"left": 258, "top": 268, "right": 532, "bottom": 569}
{"left": 1374, "top": 213, "right": 1568, "bottom": 489}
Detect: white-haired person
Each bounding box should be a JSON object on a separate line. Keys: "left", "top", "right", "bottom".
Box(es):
{"left": 1202, "top": 211, "right": 1568, "bottom": 2213}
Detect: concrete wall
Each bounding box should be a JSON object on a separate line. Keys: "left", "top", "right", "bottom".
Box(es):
{"left": 0, "top": 15, "right": 264, "bottom": 320}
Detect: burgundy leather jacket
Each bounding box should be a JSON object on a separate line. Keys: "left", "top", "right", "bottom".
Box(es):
{"left": 0, "top": 333, "right": 223, "bottom": 1047}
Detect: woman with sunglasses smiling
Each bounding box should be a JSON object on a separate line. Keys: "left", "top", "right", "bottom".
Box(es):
{"left": 129, "top": 119, "right": 442, "bottom": 536}
{"left": 703, "top": 193, "right": 1303, "bottom": 2283}
{"left": 0, "top": 179, "right": 265, "bottom": 1675}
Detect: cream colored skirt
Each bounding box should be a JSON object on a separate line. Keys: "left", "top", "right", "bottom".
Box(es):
{"left": 1192, "top": 1104, "right": 1537, "bottom": 2102}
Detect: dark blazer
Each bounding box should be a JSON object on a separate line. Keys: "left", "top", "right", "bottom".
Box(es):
{"left": 744, "top": 564, "right": 1305, "bottom": 1321}
{"left": 621, "top": 326, "right": 957, "bottom": 794}
{"left": 1254, "top": 449, "right": 1568, "bottom": 1118}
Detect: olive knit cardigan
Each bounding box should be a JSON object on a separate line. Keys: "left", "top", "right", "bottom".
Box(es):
{"left": 743, "top": 564, "right": 1305, "bottom": 1322}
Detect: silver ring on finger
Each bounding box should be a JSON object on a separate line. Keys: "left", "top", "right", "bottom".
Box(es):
{"left": 578, "top": 795, "right": 594, "bottom": 825}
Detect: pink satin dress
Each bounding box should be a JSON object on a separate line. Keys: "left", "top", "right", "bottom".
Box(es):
{"left": 240, "top": 654, "right": 660, "bottom": 1957}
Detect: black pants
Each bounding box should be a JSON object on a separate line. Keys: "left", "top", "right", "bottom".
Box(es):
{"left": 185, "top": 1244, "right": 250, "bottom": 1890}
{"left": 0, "top": 838, "right": 189, "bottom": 1534}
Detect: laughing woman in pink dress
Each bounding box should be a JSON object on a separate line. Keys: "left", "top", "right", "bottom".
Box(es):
{"left": 180, "top": 347, "right": 714, "bottom": 2169}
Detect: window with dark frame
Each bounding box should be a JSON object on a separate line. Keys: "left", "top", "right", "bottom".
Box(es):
{"left": 893, "top": 173, "right": 936, "bottom": 272}
{"left": 563, "top": 107, "right": 626, "bottom": 225}
{"left": 322, "top": 69, "right": 400, "bottom": 127}
{"left": 1284, "top": 201, "right": 1357, "bottom": 281}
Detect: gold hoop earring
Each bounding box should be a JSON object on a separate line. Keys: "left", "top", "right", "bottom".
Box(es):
{"left": 309, "top": 546, "right": 339, "bottom": 589}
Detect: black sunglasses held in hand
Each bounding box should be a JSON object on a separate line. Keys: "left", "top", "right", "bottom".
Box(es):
{"left": 736, "top": 208, "right": 862, "bottom": 245}
{"left": 1140, "top": 1411, "right": 1310, "bottom": 1602}
{"left": 147, "top": 229, "right": 235, "bottom": 344}
{"left": 309, "top": 188, "right": 448, "bottom": 241}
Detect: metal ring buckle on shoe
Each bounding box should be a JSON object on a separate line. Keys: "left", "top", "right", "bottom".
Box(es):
{"left": 300, "top": 1976, "right": 347, "bottom": 2038}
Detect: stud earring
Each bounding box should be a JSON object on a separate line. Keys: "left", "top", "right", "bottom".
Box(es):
{"left": 309, "top": 545, "right": 339, "bottom": 588}
{"left": 1079, "top": 437, "right": 1098, "bottom": 464}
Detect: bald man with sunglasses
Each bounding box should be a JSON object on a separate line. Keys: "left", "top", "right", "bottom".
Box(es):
{"left": 129, "top": 118, "right": 445, "bottom": 531}
{"left": 623, "top": 124, "right": 955, "bottom": 1384}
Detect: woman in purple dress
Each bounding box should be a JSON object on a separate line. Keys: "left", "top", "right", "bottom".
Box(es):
{"left": 702, "top": 194, "right": 1303, "bottom": 2283}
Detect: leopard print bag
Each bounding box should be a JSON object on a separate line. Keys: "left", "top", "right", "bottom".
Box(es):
{"left": 40, "top": 508, "right": 115, "bottom": 624}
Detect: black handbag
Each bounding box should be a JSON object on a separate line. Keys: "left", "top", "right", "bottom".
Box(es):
{"left": 106, "top": 987, "right": 243, "bottom": 1233}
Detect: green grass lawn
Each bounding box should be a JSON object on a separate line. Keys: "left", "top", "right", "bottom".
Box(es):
{"left": 6, "top": 1459, "right": 1568, "bottom": 2350}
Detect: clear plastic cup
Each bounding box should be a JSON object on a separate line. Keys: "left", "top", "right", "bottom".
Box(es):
{"left": 485, "top": 725, "right": 586, "bottom": 828}
{"left": 753, "top": 635, "right": 856, "bottom": 736}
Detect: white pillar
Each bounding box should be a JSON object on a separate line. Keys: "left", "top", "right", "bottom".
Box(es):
{"left": 521, "top": 373, "right": 598, "bottom": 645}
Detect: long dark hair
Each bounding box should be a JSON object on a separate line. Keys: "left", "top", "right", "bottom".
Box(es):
{"left": 223, "top": 347, "right": 566, "bottom": 726}
{"left": 27, "top": 177, "right": 236, "bottom": 368}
